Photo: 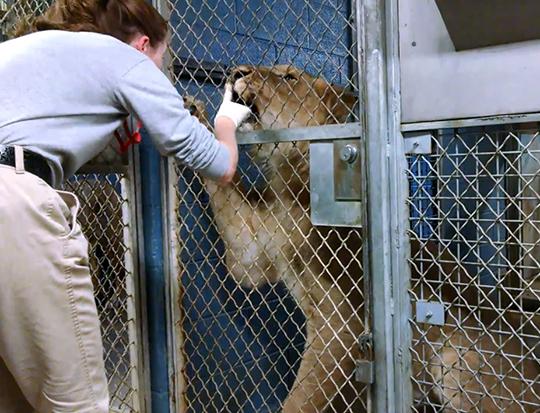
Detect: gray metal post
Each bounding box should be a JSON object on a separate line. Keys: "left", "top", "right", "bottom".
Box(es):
{"left": 358, "top": 0, "right": 411, "bottom": 411}
{"left": 358, "top": 0, "right": 394, "bottom": 410}
{"left": 385, "top": 0, "right": 414, "bottom": 411}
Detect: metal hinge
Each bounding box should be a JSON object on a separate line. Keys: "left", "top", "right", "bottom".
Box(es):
{"left": 355, "top": 333, "right": 374, "bottom": 384}
{"left": 416, "top": 300, "right": 445, "bottom": 326}
{"left": 403, "top": 131, "right": 433, "bottom": 154}
{"left": 355, "top": 359, "right": 374, "bottom": 384}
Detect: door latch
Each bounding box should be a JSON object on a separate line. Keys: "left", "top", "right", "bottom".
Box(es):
{"left": 355, "top": 333, "right": 374, "bottom": 384}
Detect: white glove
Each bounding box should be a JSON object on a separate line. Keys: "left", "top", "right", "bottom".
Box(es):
{"left": 214, "top": 83, "right": 252, "bottom": 127}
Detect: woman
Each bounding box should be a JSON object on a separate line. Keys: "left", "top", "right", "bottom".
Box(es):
{"left": 0, "top": 0, "right": 251, "bottom": 411}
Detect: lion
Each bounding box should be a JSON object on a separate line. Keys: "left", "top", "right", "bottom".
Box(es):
{"left": 185, "top": 65, "right": 364, "bottom": 412}
{"left": 410, "top": 239, "right": 540, "bottom": 412}
{"left": 185, "top": 64, "right": 540, "bottom": 413}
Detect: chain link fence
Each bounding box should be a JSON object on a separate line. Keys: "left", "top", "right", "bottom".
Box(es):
{"left": 165, "top": 0, "right": 359, "bottom": 127}
{"left": 7, "top": 0, "right": 540, "bottom": 411}
{"left": 170, "top": 143, "right": 366, "bottom": 412}
{"left": 166, "top": 0, "right": 540, "bottom": 409}
{"left": 162, "top": 0, "right": 368, "bottom": 412}
{"left": 1, "top": 6, "right": 145, "bottom": 411}
{"left": 0, "top": 0, "right": 50, "bottom": 39}
{"left": 66, "top": 172, "right": 144, "bottom": 412}
{"left": 407, "top": 125, "right": 540, "bottom": 412}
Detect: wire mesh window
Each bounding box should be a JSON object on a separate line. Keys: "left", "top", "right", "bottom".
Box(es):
{"left": 65, "top": 173, "right": 144, "bottom": 412}
{"left": 0, "top": 0, "right": 51, "bottom": 39}
{"left": 166, "top": 0, "right": 359, "bottom": 128}
{"left": 406, "top": 125, "right": 540, "bottom": 412}
{"left": 164, "top": 1, "right": 365, "bottom": 411}
{"left": 172, "top": 143, "right": 366, "bottom": 412}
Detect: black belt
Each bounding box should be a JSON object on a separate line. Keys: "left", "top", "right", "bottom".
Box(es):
{"left": 0, "top": 146, "right": 53, "bottom": 186}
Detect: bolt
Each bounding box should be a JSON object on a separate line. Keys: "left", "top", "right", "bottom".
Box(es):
{"left": 340, "top": 144, "right": 358, "bottom": 164}
{"left": 426, "top": 311, "right": 433, "bottom": 319}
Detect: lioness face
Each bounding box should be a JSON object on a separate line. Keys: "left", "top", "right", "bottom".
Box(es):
{"left": 229, "top": 64, "right": 355, "bottom": 129}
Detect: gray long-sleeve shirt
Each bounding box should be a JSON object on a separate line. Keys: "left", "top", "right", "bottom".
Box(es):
{"left": 0, "top": 30, "right": 229, "bottom": 187}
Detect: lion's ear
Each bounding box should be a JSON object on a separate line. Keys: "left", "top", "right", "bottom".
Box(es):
{"left": 316, "top": 80, "right": 358, "bottom": 123}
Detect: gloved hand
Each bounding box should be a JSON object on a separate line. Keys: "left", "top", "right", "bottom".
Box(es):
{"left": 214, "top": 83, "right": 252, "bottom": 127}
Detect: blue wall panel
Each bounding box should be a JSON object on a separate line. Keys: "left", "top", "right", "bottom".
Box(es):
{"left": 170, "top": 0, "right": 351, "bottom": 84}
{"left": 408, "top": 155, "right": 436, "bottom": 239}
{"left": 182, "top": 0, "right": 237, "bottom": 32}
{"left": 236, "top": 0, "right": 309, "bottom": 47}
{"left": 307, "top": 3, "right": 351, "bottom": 53}
{"left": 438, "top": 127, "right": 507, "bottom": 288}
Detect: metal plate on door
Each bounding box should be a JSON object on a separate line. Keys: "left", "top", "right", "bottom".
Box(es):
{"left": 310, "top": 139, "right": 363, "bottom": 227}
{"left": 416, "top": 300, "right": 445, "bottom": 326}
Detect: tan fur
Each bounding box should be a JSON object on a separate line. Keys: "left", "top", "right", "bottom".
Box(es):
{"left": 185, "top": 65, "right": 540, "bottom": 412}
{"left": 185, "top": 66, "right": 364, "bottom": 412}
{"left": 411, "top": 241, "right": 540, "bottom": 412}
{"left": 412, "top": 315, "right": 540, "bottom": 413}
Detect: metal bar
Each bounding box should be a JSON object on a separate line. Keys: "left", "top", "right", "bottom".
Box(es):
{"left": 401, "top": 112, "right": 540, "bottom": 132}
{"left": 360, "top": 0, "right": 396, "bottom": 411}
{"left": 130, "top": 145, "right": 153, "bottom": 413}
{"left": 161, "top": 151, "right": 179, "bottom": 412}
{"left": 385, "top": 0, "right": 413, "bottom": 411}
{"left": 163, "top": 159, "right": 188, "bottom": 413}
{"left": 121, "top": 174, "right": 142, "bottom": 412}
{"left": 349, "top": 0, "right": 359, "bottom": 95}
{"left": 172, "top": 58, "right": 355, "bottom": 93}
{"left": 149, "top": 1, "right": 180, "bottom": 411}
{"left": 155, "top": 0, "right": 186, "bottom": 410}
{"left": 237, "top": 122, "right": 362, "bottom": 145}
{"left": 139, "top": 133, "right": 170, "bottom": 413}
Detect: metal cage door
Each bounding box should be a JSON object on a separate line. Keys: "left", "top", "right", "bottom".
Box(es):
{"left": 158, "top": 0, "right": 390, "bottom": 411}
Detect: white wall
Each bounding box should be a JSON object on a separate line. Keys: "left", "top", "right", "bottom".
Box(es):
{"left": 400, "top": 0, "right": 540, "bottom": 123}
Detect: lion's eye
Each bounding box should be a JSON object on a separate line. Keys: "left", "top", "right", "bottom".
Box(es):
{"left": 282, "top": 73, "right": 297, "bottom": 81}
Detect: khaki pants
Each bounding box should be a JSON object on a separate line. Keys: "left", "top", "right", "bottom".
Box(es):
{"left": 0, "top": 157, "right": 109, "bottom": 412}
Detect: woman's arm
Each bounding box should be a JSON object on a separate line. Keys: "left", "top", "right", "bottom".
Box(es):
{"left": 213, "top": 117, "right": 237, "bottom": 185}
{"left": 114, "top": 58, "right": 250, "bottom": 183}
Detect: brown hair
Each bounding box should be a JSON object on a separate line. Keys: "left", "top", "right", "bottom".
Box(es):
{"left": 12, "top": 0, "right": 168, "bottom": 47}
